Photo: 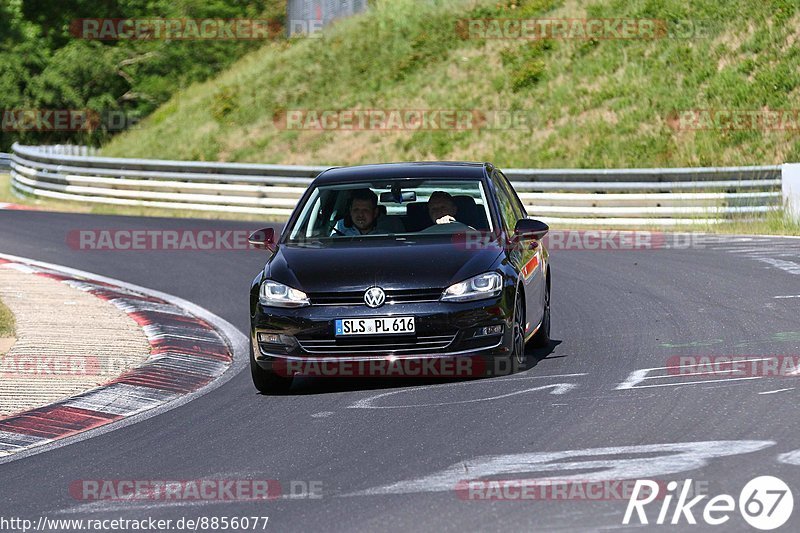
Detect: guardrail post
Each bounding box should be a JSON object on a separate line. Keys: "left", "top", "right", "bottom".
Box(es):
{"left": 782, "top": 163, "right": 800, "bottom": 220}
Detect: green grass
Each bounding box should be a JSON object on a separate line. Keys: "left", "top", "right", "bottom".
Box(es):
{"left": 693, "top": 208, "right": 800, "bottom": 236}
{"left": 0, "top": 297, "right": 14, "bottom": 339}
{"left": 0, "top": 174, "right": 280, "bottom": 222}
{"left": 570, "top": 213, "right": 800, "bottom": 236}
{"left": 100, "top": 0, "right": 800, "bottom": 169}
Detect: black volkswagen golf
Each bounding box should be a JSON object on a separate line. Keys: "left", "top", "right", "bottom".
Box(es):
{"left": 248, "top": 162, "right": 551, "bottom": 392}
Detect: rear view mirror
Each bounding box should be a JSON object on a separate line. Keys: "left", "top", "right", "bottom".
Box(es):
{"left": 379, "top": 191, "right": 417, "bottom": 204}
{"left": 514, "top": 219, "right": 549, "bottom": 240}
{"left": 249, "top": 227, "right": 277, "bottom": 252}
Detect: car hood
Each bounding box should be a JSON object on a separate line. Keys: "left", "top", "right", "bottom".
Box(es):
{"left": 265, "top": 239, "right": 504, "bottom": 293}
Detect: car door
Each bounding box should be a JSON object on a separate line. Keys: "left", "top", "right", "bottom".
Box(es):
{"left": 491, "top": 170, "right": 544, "bottom": 335}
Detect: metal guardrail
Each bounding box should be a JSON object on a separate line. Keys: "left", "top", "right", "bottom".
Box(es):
{"left": 9, "top": 143, "right": 784, "bottom": 226}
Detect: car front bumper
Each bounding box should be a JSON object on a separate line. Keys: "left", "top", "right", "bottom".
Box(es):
{"left": 251, "top": 293, "right": 515, "bottom": 376}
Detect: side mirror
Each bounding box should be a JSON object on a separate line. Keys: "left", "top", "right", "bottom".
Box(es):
{"left": 514, "top": 219, "right": 549, "bottom": 241}
{"left": 249, "top": 228, "right": 277, "bottom": 252}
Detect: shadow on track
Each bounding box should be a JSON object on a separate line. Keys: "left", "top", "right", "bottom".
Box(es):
{"left": 524, "top": 339, "right": 562, "bottom": 368}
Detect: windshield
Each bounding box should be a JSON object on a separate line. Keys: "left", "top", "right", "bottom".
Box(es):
{"left": 286, "top": 178, "right": 493, "bottom": 243}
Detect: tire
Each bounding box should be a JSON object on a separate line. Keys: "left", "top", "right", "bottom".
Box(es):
{"left": 494, "top": 292, "right": 526, "bottom": 377}
{"left": 530, "top": 275, "right": 550, "bottom": 348}
{"left": 250, "top": 339, "right": 293, "bottom": 394}
{"left": 512, "top": 293, "right": 527, "bottom": 367}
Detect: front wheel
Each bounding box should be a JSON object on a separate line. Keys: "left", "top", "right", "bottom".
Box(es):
{"left": 493, "top": 293, "right": 526, "bottom": 377}
{"left": 250, "top": 340, "right": 293, "bottom": 394}
{"left": 512, "top": 294, "right": 527, "bottom": 367}
{"left": 530, "top": 279, "right": 550, "bottom": 348}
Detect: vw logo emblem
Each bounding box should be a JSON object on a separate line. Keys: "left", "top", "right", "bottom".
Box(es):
{"left": 364, "top": 287, "right": 386, "bottom": 308}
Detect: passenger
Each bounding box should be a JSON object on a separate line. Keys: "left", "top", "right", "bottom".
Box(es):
{"left": 331, "top": 189, "right": 380, "bottom": 236}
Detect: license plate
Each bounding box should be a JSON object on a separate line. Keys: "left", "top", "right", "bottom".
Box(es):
{"left": 335, "top": 317, "right": 415, "bottom": 336}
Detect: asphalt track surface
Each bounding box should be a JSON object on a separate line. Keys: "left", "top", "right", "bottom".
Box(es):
{"left": 2, "top": 210, "right": 800, "bottom": 532}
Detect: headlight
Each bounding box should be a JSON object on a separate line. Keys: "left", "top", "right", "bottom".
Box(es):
{"left": 259, "top": 280, "right": 310, "bottom": 308}
{"left": 441, "top": 272, "right": 502, "bottom": 302}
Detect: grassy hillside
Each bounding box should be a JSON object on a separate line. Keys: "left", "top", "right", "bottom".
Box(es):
{"left": 101, "top": 0, "right": 800, "bottom": 168}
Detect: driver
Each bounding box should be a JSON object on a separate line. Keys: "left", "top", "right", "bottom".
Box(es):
{"left": 428, "top": 191, "right": 459, "bottom": 225}
{"left": 331, "top": 189, "right": 380, "bottom": 236}
{"left": 422, "top": 191, "right": 472, "bottom": 233}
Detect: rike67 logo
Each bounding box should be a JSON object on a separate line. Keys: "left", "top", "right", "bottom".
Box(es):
{"left": 624, "top": 476, "right": 794, "bottom": 530}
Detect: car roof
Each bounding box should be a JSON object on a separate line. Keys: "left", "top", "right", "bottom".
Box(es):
{"left": 312, "top": 161, "right": 493, "bottom": 185}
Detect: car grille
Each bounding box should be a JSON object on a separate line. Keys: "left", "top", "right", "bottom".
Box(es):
{"left": 308, "top": 288, "right": 442, "bottom": 306}
{"left": 297, "top": 334, "right": 456, "bottom": 354}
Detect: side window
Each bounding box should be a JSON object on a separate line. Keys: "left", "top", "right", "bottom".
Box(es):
{"left": 496, "top": 170, "right": 527, "bottom": 220}
{"left": 492, "top": 173, "right": 519, "bottom": 234}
